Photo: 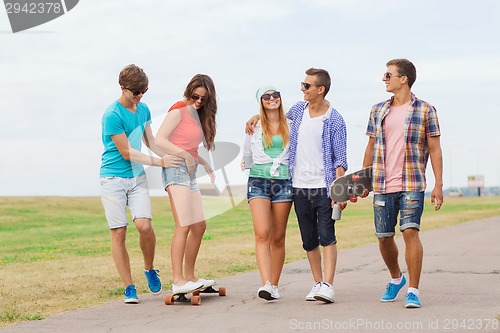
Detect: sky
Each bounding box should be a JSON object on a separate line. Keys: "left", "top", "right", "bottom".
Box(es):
{"left": 1, "top": 0, "right": 500, "bottom": 196}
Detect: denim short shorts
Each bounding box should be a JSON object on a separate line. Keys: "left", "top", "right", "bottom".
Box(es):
{"left": 161, "top": 164, "right": 199, "bottom": 192}
{"left": 373, "top": 191, "right": 425, "bottom": 238}
{"left": 293, "top": 187, "right": 336, "bottom": 251}
{"left": 247, "top": 177, "right": 293, "bottom": 203}
{"left": 100, "top": 175, "right": 152, "bottom": 229}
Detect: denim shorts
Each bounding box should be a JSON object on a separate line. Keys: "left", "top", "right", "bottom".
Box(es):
{"left": 161, "top": 164, "right": 199, "bottom": 192}
{"left": 373, "top": 191, "right": 425, "bottom": 238}
{"left": 293, "top": 187, "right": 336, "bottom": 251}
{"left": 247, "top": 177, "right": 293, "bottom": 203}
{"left": 100, "top": 175, "right": 152, "bottom": 229}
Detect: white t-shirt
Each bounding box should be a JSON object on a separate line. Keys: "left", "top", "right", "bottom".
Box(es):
{"left": 292, "top": 107, "right": 327, "bottom": 188}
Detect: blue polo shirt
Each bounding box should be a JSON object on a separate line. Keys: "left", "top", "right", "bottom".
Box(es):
{"left": 100, "top": 100, "right": 151, "bottom": 178}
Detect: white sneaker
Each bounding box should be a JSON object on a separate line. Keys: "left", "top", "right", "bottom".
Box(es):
{"left": 314, "top": 282, "right": 335, "bottom": 303}
{"left": 306, "top": 282, "right": 322, "bottom": 301}
{"left": 172, "top": 281, "right": 204, "bottom": 295}
{"left": 195, "top": 278, "right": 216, "bottom": 289}
{"left": 272, "top": 285, "right": 280, "bottom": 299}
{"left": 258, "top": 281, "right": 274, "bottom": 300}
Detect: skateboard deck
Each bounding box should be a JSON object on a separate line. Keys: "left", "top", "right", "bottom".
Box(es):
{"left": 164, "top": 292, "right": 201, "bottom": 305}
{"left": 164, "top": 285, "right": 226, "bottom": 305}
{"left": 193, "top": 285, "right": 227, "bottom": 297}
{"left": 329, "top": 166, "right": 373, "bottom": 202}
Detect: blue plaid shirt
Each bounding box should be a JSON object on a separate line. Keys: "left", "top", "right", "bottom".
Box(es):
{"left": 287, "top": 101, "right": 348, "bottom": 197}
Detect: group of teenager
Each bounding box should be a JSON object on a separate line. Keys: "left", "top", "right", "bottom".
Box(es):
{"left": 99, "top": 58, "right": 443, "bottom": 310}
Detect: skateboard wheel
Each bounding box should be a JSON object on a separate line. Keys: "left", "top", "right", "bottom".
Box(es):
{"left": 164, "top": 295, "right": 175, "bottom": 305}
{"left": 349, "top": 196, "right": 358, "bottom": 203}
{"left": 191, "top": 295, "right": 201, "bottom": 305}
{"left": 352, "top": 175, "right": 360, "bottom": 181}
{"left": 192, "top": 290, "right": 200, "bottom": 296}
{"left": 218, "top": 287, "right": 226, "bottom": 296}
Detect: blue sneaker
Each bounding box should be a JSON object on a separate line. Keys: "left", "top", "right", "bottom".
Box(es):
{"left": 380, "top": 275, "right": 406, "bottom": 302}
{"left": 405, "top": 292, "right": 421, "bottom": 308}
{"left": 144, "top": 269, "right": 162, "bottom": 294}
{"left": 124, "top": 284, "right": 139, "bottom": 304}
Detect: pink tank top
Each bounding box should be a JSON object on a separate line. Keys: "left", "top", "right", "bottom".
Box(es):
{"left": 168, "top": 101, "right": 203, "bottom": 162}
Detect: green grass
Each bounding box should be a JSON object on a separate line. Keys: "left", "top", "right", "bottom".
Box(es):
{"left": 0, "top": 196, "right": 499, "bottom": 327}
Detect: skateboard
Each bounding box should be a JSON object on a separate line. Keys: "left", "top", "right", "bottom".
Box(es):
{"left": 164, "top": 292, "right": 202, "bottom": 305}
{"left": 192, "top": 285, "right": 227, "bottom": 297}
{"left": 164, "top": 285, "right": 226, "bottom": 305}
{"left": 329, "top": 166, "right": 373, "bottom": 203}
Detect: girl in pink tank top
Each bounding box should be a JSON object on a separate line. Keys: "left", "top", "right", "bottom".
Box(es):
{"left": 155, "top": 74, "right": 218, "bottom": 294}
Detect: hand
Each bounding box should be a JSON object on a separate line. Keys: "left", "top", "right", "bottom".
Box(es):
{"left": 360, "top": 189, "right": 370, "bottom": 198}
{"left": 431, "top": 186, "right": 443, "bottom": 211}
{"left": 245, "top": 115, "right": 260, "bottom": 135}
{"left": 332, "top": 200, "right": 347, "bottom": 210}
{"left": 203, "top": 162, "right": 216, "bottom": 183}
{"left": 161, "top": 154, "right": 183, "bottom": 168}
{"left": 240, "top": 158, "right": 245, "bottom": 172}
{"left": 185, "top": 155, "right": 197, "bottom": 175}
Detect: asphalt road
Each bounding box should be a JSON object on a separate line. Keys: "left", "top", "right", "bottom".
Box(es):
{"left": 2, "top": 216, "right": 499, "bottom": 333}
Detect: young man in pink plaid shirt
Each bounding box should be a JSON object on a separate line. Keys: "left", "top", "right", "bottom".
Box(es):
{"left": 362, "top": 58, "right": 444, "bottom": 308}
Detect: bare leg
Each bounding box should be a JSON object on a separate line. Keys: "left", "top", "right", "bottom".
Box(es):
{"left": 184, "top": 190, "right": 206, "bottom": 281}
{"left": 402, "top": 228, "right": 423, "bottom": 288}
{"left": 322, "top": 243, "right": 337, "bottom": 285}
{"left": 134, "top": 218, "right": 155, "bottom": 270}
{"left": 184, "top": 221, "right": 206, "bottom": 281}
{"left": 270, "top": 202, "right": 292, "bottom": 286}
{"left": 249, "top": 199, "right": 273, "bottom": 284}
{"left": 167, "top": 185, "right": 192, "bottom": 286}
{"left": 307, "top": 247, "right": 323, "bottom": 282}
{"left": 111, "top": 227, "right": 133, "bottom": 287}
{"left": 379, "top": 236, "right": 402, "bottom": 279}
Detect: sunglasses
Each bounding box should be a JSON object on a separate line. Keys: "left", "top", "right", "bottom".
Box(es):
{"left": 384, "top": 72, "right": 405, "bottom": 80}
{"left": 191, "top": 93, "right": 206, "bottom": 103}
{"left": 125, "top": 87, "right": 148, "bottom": 96}
{"left": 301, "top": 82, "right": 317, "bottom": 90}
{"left": 261, "top": 91, "right": 281, "bottom": 101}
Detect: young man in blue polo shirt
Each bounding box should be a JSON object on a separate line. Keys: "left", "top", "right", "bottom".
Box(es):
{"left": 100, "top": 64, "right": 182, "bottom": 303}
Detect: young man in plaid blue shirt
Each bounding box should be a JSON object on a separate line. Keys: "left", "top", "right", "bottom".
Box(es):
{"left": 362, "top": 58, "right": 444, "bottom": 308}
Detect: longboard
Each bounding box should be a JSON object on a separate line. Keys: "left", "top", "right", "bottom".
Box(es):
{"left": 330, "top": 166, "right": 373, "bottom": 202}
{"left": 164, "top": 285, "right": 226, "bottom": 305}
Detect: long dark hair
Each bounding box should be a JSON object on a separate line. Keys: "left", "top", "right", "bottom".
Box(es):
{"left": 184, "top": 74, "right": 217, "bottom": 150}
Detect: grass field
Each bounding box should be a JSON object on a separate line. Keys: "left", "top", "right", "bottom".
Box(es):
{"left": 0, "top": 195, "right": 499, "bottom": 326}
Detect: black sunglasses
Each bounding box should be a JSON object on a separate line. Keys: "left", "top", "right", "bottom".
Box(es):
{"left": 301, "top": 82, "right": 317, "bottom": 90}
{"left": 261, "top": 91, "right": 281, "bottom": 101}
{"left": 191, "top": 93, "right": 206, "bottom": 103}
{"left": 125, "top": 87, "right": 148, "bottom": 96}
{"left": 384, "top": 72, "right": 405, "bottom": 80}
